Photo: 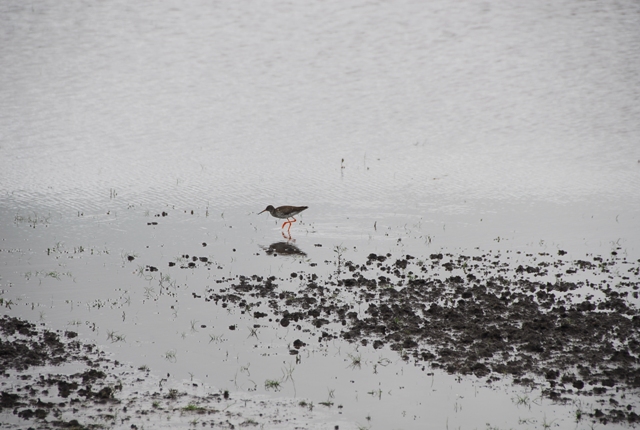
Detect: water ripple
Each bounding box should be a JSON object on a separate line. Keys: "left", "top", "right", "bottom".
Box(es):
{"left": 1, "top": 0, "right": 639, "bottom": 217}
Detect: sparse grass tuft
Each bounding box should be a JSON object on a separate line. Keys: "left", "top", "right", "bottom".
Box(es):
{"left": 347, "top": 353, "right": 362, "bottom": 369}
{"left": 164, "top": 349, "right": 177, "bottom": 363}
{"left": 513, "top": 394, "right": 530, "bottom": 408}
{"left": 542, "top": 415, "right": 557, "bottom": 429}
{"left": 14, "top": 212, "right": 50, "bottom": 228}
{"left": 106, "top": 330, "right": 126, "bottom": 343}
{"left": 209, "top": 334, "right": 224, "bottom": 343}
{"left": 264, "top": 379, "right": 281, "bottom": 391}
{"left": 182, "top": 403, "right": 206, "bottom": 412}
{"left": 0, "top": 298, "right": 14, "bottom": 309}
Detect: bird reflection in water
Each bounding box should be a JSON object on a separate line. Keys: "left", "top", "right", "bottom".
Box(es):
{"left": 262, "top": 242, "right": 307, "bottom": 257}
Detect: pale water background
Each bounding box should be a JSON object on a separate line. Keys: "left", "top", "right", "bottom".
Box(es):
{"left": 1, "top": 1, "right": 640, "bottom": 429}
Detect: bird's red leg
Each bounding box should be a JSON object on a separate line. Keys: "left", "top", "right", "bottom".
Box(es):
{"left": 286, "top": 217, "right": 297, "bottom": 232}
{"left": 281, "top": 220, "right": 291, "bottom": 229}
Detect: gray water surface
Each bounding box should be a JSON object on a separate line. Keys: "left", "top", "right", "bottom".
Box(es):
{"left": 2, "top": 1, "right": 640, "bottom": 429}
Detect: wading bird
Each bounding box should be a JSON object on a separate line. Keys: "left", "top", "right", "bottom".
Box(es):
{"left": 258, "top": 205, "right": 308, "bottom": 232}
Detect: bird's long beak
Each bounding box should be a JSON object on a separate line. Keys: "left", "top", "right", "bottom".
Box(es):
{"left": 258, "top": 209, "right": 267, "bottom": 214}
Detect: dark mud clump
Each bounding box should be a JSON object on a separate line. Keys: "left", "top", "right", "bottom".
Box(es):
{"left": 198, "top": 249, "right": 640, "bottom": 425}
{"left": 0, "top": 316, "right": 113, "bottom": 428}
{"left": 0, "top": 317, "right": 85, "bottom": 371}
{"left": 0, "top": 316, "right": 345, "bottom": 429}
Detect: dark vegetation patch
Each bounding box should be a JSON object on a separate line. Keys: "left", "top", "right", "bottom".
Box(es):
{"left": 0, "top": 316, "right": 276, "bottom": 428}
{"left": 199, "top": 249, "right": 640, "bottom": 425}
{"left": 0, "top": 316, "right": 118, "bottom": 427}
{"left": 0, "top": 317, "right": 86, "bottom": 371}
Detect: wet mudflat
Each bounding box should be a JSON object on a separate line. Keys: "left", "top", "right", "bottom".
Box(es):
{"left": 2, "top": 202, "right": 638, "bottom": 429}
{"left": 2, "top": 0, "right": 640, "bottom": 428}
{"left": 0, "top": 315, "right": 355, "bottom": 429}
{"left": 170, "top": 244, "right": 640, "bottom": 425}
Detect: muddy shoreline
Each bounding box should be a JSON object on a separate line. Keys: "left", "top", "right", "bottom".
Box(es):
{"left": 0, "top": 316, "right": 351, "bottom": 429}
{"left": 2, "top": 247, "right": 639, "bottom": 428}
{"left": 194, "top": 247, "right": 639, "bottom": 425}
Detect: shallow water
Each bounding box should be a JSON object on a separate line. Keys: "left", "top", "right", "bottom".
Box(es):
{"left": 1, "top": 0, "right": 640, "bottom": 428}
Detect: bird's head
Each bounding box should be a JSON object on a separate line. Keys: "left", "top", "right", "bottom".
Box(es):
{"left": 258, "top": 205, "right": 275, "bottom": 214}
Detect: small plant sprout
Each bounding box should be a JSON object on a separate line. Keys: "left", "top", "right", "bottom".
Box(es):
{"left": 45, "top": 271, "right": 61, "bottom": 280}
{"left": 209, "top": 334, "right": 224, "bottom": 343}
{"left": 334, "top": 245, "right": 347, "bottom": 276}
{"left": 281, "top": 363, "right": 295, "bottom": 382}
{"left": 247, "top": 326, "right": 259, "bottom": 339}
{"left": 164, "top": 349, "right": 177, "bottom": 363}
{"left": 277, "top": 362, "right": 298, "bottom": 396}
{"left": 159, "top": 273, "right": 176, "bottom": 289}
{"left": 513, "top": 394, "right": 531, "bottom": 409}
{"left": 182, "top": 403, "right": 205, "bottom": 412}
{"left": 541, "top": 415, "right": 557, "bottom": 429}
{"left": 0, "top": 298, "right": 14, "bottom": 309}
{"left": 264, "top": 379, "right": 281, "bottom": 391}
{"left": 574, "top": 401, "right": 584, "bottom": 423}
{"left": 575, "top": 408, "right": 583, "bottom": 422}
{"left": 15, "top": 212, "right": 51, "bottom": 228}
{"left": 300, "top": 400, "right": 314, "bottom": 411}
{"left": 240, "top": 363, "right": 251, "bottom": 376}
{"left": 106, "top": 330, "right": 126, "bottom": 343}
{"left": 347, "top": 353, "right": 362, "bottom": 369}
{"left": 143, "top": 286, "right": 155, "bottom": 300}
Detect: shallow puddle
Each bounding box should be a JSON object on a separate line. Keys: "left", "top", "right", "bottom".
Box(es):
{"left": 1, "top": 205, "right": 638, "bottom": 429}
